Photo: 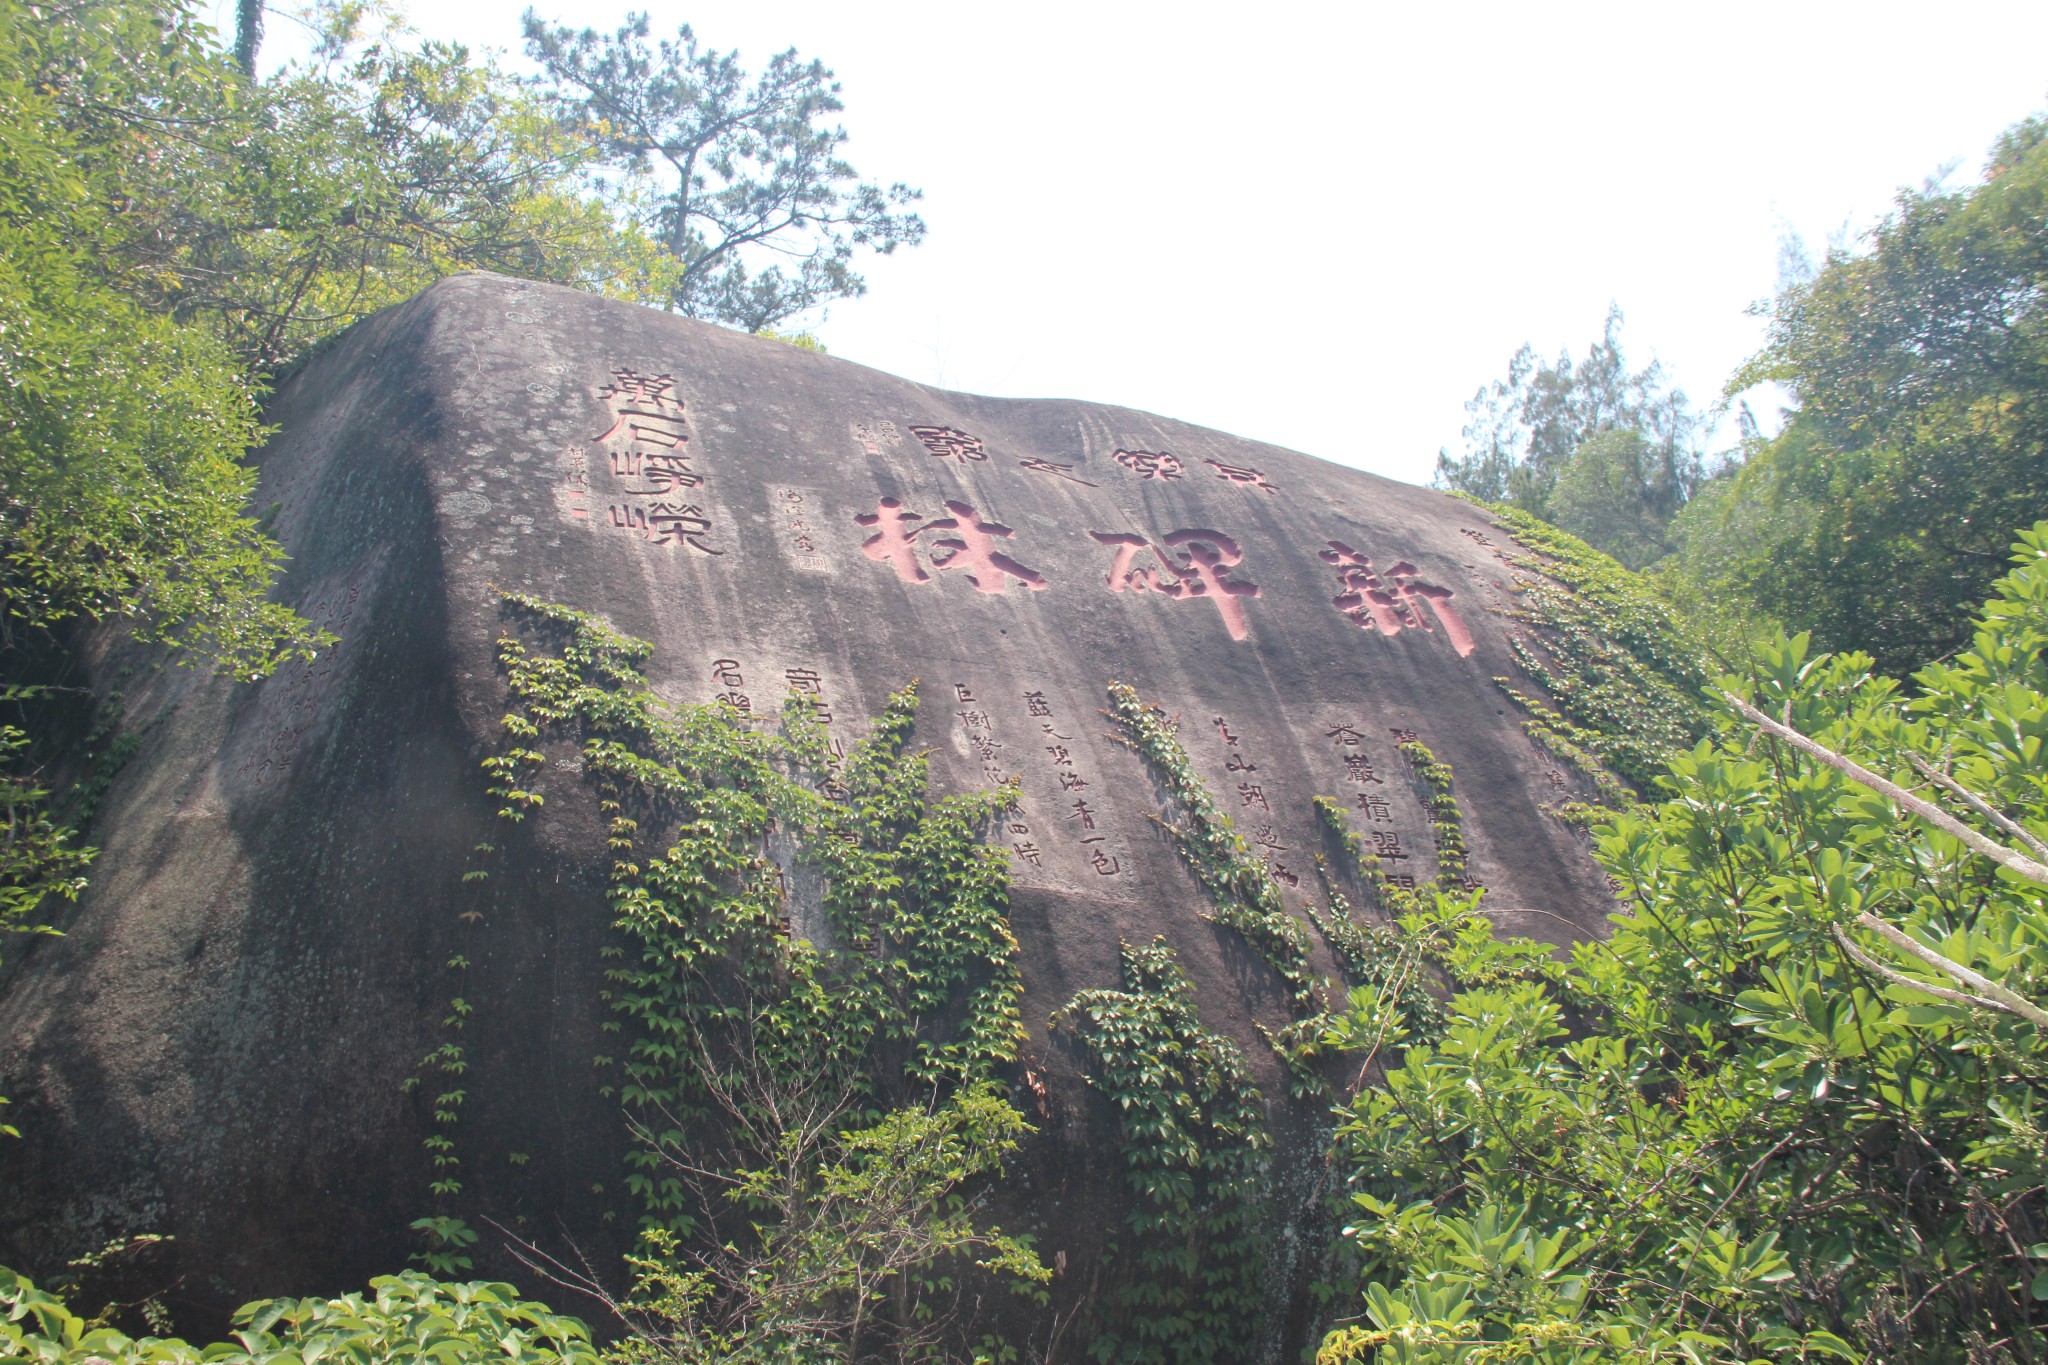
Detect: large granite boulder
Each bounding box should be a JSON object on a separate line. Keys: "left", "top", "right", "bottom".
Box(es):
{"left": 0, "top": 274, "right": 1616, "bottom": 1353}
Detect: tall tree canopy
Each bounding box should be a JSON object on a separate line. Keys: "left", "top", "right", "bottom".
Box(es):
{"left": 1435, "top": 308, "right": 1706, "bottom": 569}
{"left": 1676, "top": 115, "right": 2048, "bottom": 680}
{"left": 39, "top": 1, "right": 645, "bottom": 372}
{"left": 1, "top": 0, "right": 913, "bottom": 989}
{"left": 521, "top": 11, "right": 926, "bottom": 334}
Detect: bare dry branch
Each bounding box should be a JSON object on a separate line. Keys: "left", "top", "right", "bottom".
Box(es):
{"left": 1851, "top": 911, "right": 2048, "bottom": 1029}
{"left": 1833, "top": 926, "right": 2013, "bottom": 1016}
{"left": 1906, "top": 753, "right": 2048, "bottom": 862}
{"left": 1721, "top": 690, "right": 2048, "bottom": 1031}
{"left": 1719, "top": 690, "right": 2048, "bottom": 886}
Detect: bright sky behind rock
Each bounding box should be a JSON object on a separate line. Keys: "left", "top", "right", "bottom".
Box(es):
{"left": 222, "top": 0, "right": 2048, "bottom": 485}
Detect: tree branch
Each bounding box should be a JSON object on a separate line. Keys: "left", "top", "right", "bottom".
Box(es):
{"left": 1905, "top": 752, "right": 2048, "bottom": 862}
{"left": 1832, "top": 925, "right": 2018, "bottom": 1018}
{"left": 1719, "top": 690, "right": 2048, "bottom": 886}
{"left": 1721, "top": 690, "right": 2048, "bottom": 1030}
{"left": 1848, "top": 911, "right": 2048, "bottom": 1029}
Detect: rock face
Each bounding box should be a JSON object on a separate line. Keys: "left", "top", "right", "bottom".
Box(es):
{"left": 0, "top": 274, "right": 1613, "bottom": 1351}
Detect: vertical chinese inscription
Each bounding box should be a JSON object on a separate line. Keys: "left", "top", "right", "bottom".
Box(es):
{"left": 553, "top": 448, "right": 592, "bottom": 521}
{"left": 1208, "top": 712, "right": 1298, "bottom": 886}
{"left": 786, "top": 666, "right": 832, "bottom": 723}
{"left": 1324, "top": 722, "right": 1416, "bottom": 892}
{"left": 953, "top": 684, "right": 1035, "bottom": 870}
{"left": 709, "top": 658, "right": 752, "bottom": 712}
{"left": 769, "top": 487, "right": 830, "bottom": 572}
{"left": 785, "top": 666, "right": 844, "bottom": 769}
{"left": 590, "top": 371, "right": 723, "bottom": 555}
{"left": 1023, "top": 686, "right": 1122, "bottom": 878}
{"left": 853, "top": 420, "right": 903, "bottom": 456}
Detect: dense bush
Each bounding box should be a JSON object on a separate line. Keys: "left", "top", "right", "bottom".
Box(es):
{"left": 0, "top": 1267, "right": 601, "bottom": 1364}
{"left": 1318, "top": 525, "right": 2048, "bottom": 1362}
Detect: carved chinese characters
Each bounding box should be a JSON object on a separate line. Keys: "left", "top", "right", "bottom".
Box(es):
{"left": 853, "top": 420, "right": 902, "bottom": 456}
{"left": 1089, "top": 529, "right": 1261, "bottom": 640}
{"left": 1326, "top": 724, "right": 1385, "bottom": 789}
{"left": 951, "top": 684, "right": 1042, "bottom": 871}
{"left": 909, "top": 425, "right": 987, "bottom": 463}
{"left": 1021, "top": 686, "right": 1121, "bottom": 878}
{"left": 856, "top": 498, "right": 1048, "bottom": 593}
{"left": 1205, "top": 459, "right": 1277, "bottom": 494}
{"left": 1325, "top": 722, "right": 1418, "bottom": 892}
{"left": 1318, "top": 541, "right": 1474, "bottom": 657}
{"left": 1017, "top": 457, "right": 1096, "bottom": 486}
{"left": 784, "top": 666, "right": 846, "bottom": 773}
{"left": 770, "top": 486, "right": 830, "bottom": 572}
{"left": 950, "top": 682, "right": 1125, "bottom": 880}
{"left": 569, "top": 385, "right": 1496, "bottom": 667}
{"left": 590, "top": 371, "right": 722, "bottom": 555}
{"left": 710, "top": 657, "right": 752, "bottom": 712}
{"left": 1210, "top": 713, "right": 1298, "bottom": 886}
{"left": 619, "top": 502, "right": 717, "bottom": 552}
{"left": 1113, "top": 449, "right": 1184, "bottom": 480}
{"left": 953, "top": 684, "right": 1012, "bottom": 789}
{"left": 592, "top": 371, "right": 689, "bottom": 450}
{"left": 709, "top": 656, "right": 846, "bottom": 774}
{"left": 554, "top": 453, "right": 592, "bottom": 522}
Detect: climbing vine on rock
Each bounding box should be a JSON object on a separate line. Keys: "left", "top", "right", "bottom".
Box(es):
{"left": 1395, "top": 739, "right": 1466, "bottom": 889}
{"left": 1104, "top": 680, "right": 1317, "bottom": 1011}
{"left": 1051, "top": 937, "right": 1273, "bottom": 1365}
{"left": 1315, "top": 794, "right": 1554, "bottom": 995}
{"left": 468, "top": 594, "right": 1041, "bottom": 1348}
{"left": 1472, "top": 502, "right": 1712, "bottom": 795}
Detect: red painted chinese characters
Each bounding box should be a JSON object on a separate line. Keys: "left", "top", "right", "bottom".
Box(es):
{"left": 856, "top": 498, "right": 1048, "bottom": 593}
{"left": 1319, "top": 541, "right": 1474, "bottom": 657}
{"left": 1089, "top": 529, "right": 1262, "bottom": 641}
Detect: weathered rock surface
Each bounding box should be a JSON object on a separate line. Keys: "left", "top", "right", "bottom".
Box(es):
{"left": 0, "top": 274, "right": 1613, "bottom": 1348}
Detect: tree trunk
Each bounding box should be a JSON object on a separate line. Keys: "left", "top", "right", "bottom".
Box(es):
{"left": 233, "top": 0, "right": 263, "bottom": 78}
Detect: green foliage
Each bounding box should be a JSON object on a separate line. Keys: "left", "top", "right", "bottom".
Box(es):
{"left": 1309, "top": 791, "right": 1556, "bottom": 1050}
{"left": 755, "top": 327, "right": 827, "bottom": 351}
{"left": 0, "top": 1265, "right": 600, "bottom": 1364}
{"left": 1434, "top": 306, "right": 1705, "bottom": 567}
{"left": 0, "top": 713, "right": 88, "bottom": 1141}
{"left": 1051, "top": 938, "right": 1273, "bottom": 1365}
{"left": 0, "top": 3, "right": 321, "bottom": 673}
{"left": 0, "top": 715, "right": 90, "bottom": 982}
{"left": 1546, "top": 430, "right": 1682, "bottom": 571}
{"left": 1072, "top": 693, "right": 1543, "bottom": 1357}
{"left": 1692, "top": 111, "right": 2048, "bottom": 680}
{"left": 1396, "top": 739, "right": 1468, "bottom": 888}
{"left": 609, "top": 1086, "right": 1047, "bottom": 1364}
{"left": 481, "top": 595, "right": 1037, "bottom": 1353}
{"left": 521, "top": 12, "right": 925, "bottom": 334}
{"left": 1317, "top": 525, "right": 2048, "bottom": 1361}
{"left": 1477, "top": 504, "right": 1714, "bottom": 795}
{"left": 410, "top": 1215, "right": 480, "bottom": 1277}
{"left": 29, "top": 0, "right": 647, "bottom": 373}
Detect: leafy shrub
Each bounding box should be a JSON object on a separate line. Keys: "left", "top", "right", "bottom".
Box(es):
{"left": 1318, "top": 524, "right": 2048, "bottom": 1361}
{"left": 0, "top": 1267, "right": 600, "bottom": 1364}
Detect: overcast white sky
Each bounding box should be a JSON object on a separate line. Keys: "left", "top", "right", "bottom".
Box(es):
{"left": 216, "top": 1, "right": 2048, "bottom": 486}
